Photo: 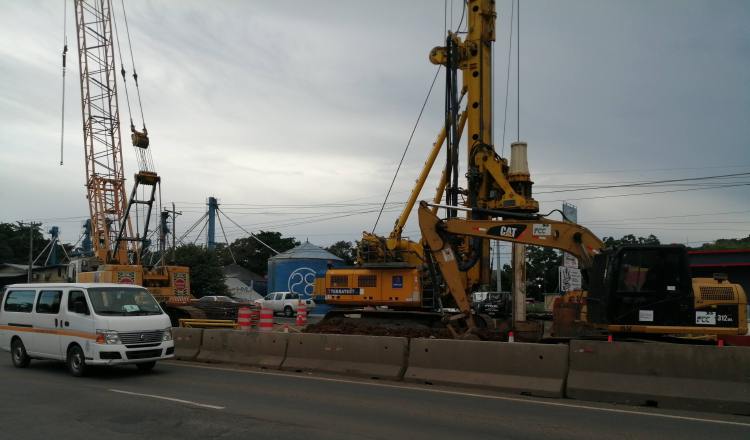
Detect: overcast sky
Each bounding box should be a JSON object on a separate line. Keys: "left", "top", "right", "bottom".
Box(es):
{"left": 1, "top": 0, "right": 748, "bottom": 255}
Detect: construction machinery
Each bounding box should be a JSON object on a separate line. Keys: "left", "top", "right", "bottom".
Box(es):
{"left": 418, "top": 201, "right": 748, "bottom": 337}
{"left": 322, "top": 0, "right": 536, "bottom": 314}
{"left": 316, "top": 0, "right": 747, "bottom": 341}
{"left": 67, "top": 0, "right": 202, "bottom": 324}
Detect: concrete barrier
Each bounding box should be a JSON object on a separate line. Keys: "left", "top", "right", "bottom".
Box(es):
{"left": 404, "top": 339, "right": 569, "bottom": 398}
{"left": 195, "top": 329, "right": 233, "bottom": 363}
{"left": 281, "top": 333, "right": 408, "bottom": 380}
{"left": 567, "top": 340, "right": 750, "bottom": 415}
{"left": 222, "top": 331, "right": 288, "bottom": 369}
{"left": 173, "top": 327, "right": 203, "bottom": 361}
{"left": 195, "top": 330, "right": 289, "bottom": 369}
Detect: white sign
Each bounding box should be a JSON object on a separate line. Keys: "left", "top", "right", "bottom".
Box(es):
{"left": 638, "top": 310, "right": 654, "bottom": 322}
{"left": 696, "top": 311, "right": 717, "bottom": 325}
{"left": 532, "top": 224, "right": 552, "bottom": 237}
{"left": 441, "top": 247, "right": 455, "bottom": 262}
{"left": 559, "top": 266, "right": 582, "bottom": 291}
{"left": 288, "top": 267, "right": 317, "bottom": 296}
{"left": 563, "top": 252, "right": 579, "bottom": 268}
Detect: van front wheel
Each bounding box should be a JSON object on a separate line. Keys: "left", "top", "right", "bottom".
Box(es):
{"left": 67, "top": 345, "right": 87, "bottom": 377}
{"left": 11, "top": 339, "right": 30, "bottom": 368}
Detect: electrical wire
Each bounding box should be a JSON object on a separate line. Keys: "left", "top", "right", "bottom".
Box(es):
{"left": 371, "top": 66, "right": 442, "bottom": 232}
{"left": 501, "top": 0, "right": 514, "bottom": 157}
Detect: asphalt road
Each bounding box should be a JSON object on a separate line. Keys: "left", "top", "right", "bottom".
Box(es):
{"left": 1, "top": 357, "right": 749, "bottom": 440}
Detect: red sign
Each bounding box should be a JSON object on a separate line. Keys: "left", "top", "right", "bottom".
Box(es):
{"left": 117, "top": 271, "right": 135, "bottom": 284}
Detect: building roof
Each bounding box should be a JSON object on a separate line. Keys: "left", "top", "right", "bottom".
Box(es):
{"left": 268, "top": 241, "right": 343, "bottom": 262}
{"left": 688, "top": 248, "right": 750, "bottom": 268}
{"left": 223, "top": 263, "right": 264, "bottom": 282}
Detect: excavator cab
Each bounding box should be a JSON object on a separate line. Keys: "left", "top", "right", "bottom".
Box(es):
{"left": 587, "top": 245, "right": 694, "bottom": 328}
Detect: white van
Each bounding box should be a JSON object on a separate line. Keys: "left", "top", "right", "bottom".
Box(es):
{"left": 0, "top": 283, "right": 174, "bottom": 376}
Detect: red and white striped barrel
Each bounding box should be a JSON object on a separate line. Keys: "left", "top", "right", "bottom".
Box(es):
{"left": 259, "top": 307, "right": 274, "bottom": 332}
{"left": 250, "top": 306, "right": 261, "bottom": 329}
{"left": 237, "top": 307, "right": 252, "bottom": 332}
{"left": 295, "top": 299, "right": 308, "bottom": 326}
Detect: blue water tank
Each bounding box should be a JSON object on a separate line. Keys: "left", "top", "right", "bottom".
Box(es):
{"left": 267, "top": 242, "right": 345, "bottom": 297}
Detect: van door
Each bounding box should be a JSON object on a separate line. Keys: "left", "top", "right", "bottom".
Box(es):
{"left": 0, "top": 289, "right": 37, "bottom": 353}
{"left": 61, "top": 289, "right": 95, "bottom": 359}
{"left": 33, "top": 289, "right": 64, "bottom": 359}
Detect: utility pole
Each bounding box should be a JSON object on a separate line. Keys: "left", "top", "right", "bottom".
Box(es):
{"left": 171, "top": 202, "right": 181, "bottom": 264}
{"left": 19, "top": 222, "right": 42, "bottom": 282}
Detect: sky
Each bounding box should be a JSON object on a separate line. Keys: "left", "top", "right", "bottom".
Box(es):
{"left": 1, "top": 0, "right": 748, "bottom": 258}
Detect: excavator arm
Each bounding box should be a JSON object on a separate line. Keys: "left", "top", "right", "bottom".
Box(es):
{"left": 418, "top": 201, "right": 603, "bottom": 329}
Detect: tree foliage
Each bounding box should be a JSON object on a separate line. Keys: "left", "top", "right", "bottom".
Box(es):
{"left": 220, "top": 231, "right": 299, "bottom": 276}
{"left": 174, "top": 244, "right": 228, "bottom": 297}
{"left": 0, "top": 223, "right": 50, "bottom": 264}
{"left": 325, "top": 240, "right": 356, "bottom": 265}
{"left": 525, "top": 246, "right": 562, "bottom": 299}
{"left": 602, "top": 234, "right": 660, "bottom": 248}
{"left": 698, "top": 234, "right": 750, "bottom": 250}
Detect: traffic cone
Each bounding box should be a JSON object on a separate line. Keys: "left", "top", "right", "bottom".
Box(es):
{"left": 508, "top": 331, "right": 515, "bottom": 343}
{"left": 296, "top": 299, "right": 308, "bottom": 326}
{"left": 718, "top": 338, "right": 725, "bottom": 347}
{"left": 607, "top": 334, "right": 613, "bottom": 343}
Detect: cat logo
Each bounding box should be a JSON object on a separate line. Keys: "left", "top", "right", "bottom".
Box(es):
{"left": 487, "top": 224, "right": 527, "bottom": 240}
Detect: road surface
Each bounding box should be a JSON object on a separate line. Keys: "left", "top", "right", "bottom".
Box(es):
{"left": 0, "top": 357, "right": 748, "bottom": 439}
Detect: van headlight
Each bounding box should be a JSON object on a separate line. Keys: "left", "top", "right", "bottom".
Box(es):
{"left": 162, "top": 328, "right": 173, "bottom": 342}
{"left": 96, "top": 330, "right": 121, "bottom": 345}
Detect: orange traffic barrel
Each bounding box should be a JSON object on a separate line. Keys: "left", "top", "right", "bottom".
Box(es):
{"left": 296, "top": 300, "right": 308, "bottom": 326}
{"left": 259, "top": 307, "right": 274, "bottom": 332}
{"left": 250, "top": 306, "right": 261, "bottom": 328}
{"left": 238, "top": 306, "right": 252, "bottom": 331}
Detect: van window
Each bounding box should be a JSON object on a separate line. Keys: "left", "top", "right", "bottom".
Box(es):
{"left": 87, "top": 287, "right": 163, "bottom": 315}
{"left": 36, "top": 290, "right": 63, "bottom": 314}
{"left": 4, "top": 290, "right": 36, "bottom": 313}
{"left": 68, "top": 290, "right": 90, "bottom": 315}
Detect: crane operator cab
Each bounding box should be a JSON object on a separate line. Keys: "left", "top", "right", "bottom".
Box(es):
{"left": 585, "top": 245, "right": 747, "bottom": 335}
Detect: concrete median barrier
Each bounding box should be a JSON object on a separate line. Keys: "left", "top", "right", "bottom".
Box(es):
{"left": 173, "top": 327, "right": 203, "bottom": 361}
{"left": 567, "top": 340, "right": 750, "bottom": 415}
{"left": 281, "top": 333, "right": 408, "bottom": 380}
{"left": 222, "top": 331, "right": 289, "bottom": 369}
{"left": 195, "top": 329, "right": 233, "bottom": 363}
{"left": 404, "top": 339, "right": 568, "bottom": 398}
{"left": 195, "top": 330, "right": 289, "bottom": 369}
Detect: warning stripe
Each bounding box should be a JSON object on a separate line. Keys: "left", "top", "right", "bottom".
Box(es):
{"left": 0, "top": 325, "right": 97, "bottom": 340}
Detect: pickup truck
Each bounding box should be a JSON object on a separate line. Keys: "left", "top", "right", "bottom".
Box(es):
{"left": 254, "top": 292, "right": 315, "bottom": 317}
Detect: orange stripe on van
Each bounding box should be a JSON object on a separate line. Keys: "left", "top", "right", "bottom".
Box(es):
{"left": 0, "top": 325, "right": 97, "bottom": 340}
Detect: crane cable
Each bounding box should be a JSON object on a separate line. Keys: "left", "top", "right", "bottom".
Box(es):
{"left": 59, "top": 0, "right": 68, "bottom": 166}
{"left": 120, "top": 0, "right": 147, "bottom": 131}
{"left": 111, "top": 3, "right": 135, "bottom": 131}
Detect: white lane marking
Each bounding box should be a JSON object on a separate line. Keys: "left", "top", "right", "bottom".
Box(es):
{"left": 166, "top": 361, "right": 750, "bottom": 428}
{"left": 109, "top": 388, "right": 225, "bottom": 410}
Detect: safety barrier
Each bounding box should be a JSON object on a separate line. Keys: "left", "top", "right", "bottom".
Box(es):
{"left": 179, "top": 319, "right": 238, "bottom": 329}
{"left": 195, "top": 329, "right": 234, "bottom": 363}
{"left": 566, "top": 340, "right": 750, "bottom": 415}
{"left": 222, "top": 331, "right": 289, "bottom": 369}
{"left": 404, "top": 338, "right": 569, "bottom": 398}
{"left": 259, "top": 308, "right": 273, "bottom": 332}
{"left": 238, "top": 307, "right": 252, "bottom": 331}
{"left": 281, "top": 333, "right": 408, "bottom": 380}
{"left": 172, "top": 327, "right": 203, "bottom": 361}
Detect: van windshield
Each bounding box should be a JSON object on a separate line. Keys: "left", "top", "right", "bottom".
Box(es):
{"left": 87, "top": 287, "right": 163, "bottom": 316}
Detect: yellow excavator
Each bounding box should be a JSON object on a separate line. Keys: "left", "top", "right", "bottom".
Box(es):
{"left": 418, "top": 201, "right": 748, "bottom": 338}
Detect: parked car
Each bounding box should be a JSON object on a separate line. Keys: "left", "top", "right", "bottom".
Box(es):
{"left": 254, "top": 292, "right": 315, "bottom": 317}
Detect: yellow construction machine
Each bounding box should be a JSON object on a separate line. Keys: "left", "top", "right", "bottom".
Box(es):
{"left": 418, "top": 201, "right": 748, "bottom": 338}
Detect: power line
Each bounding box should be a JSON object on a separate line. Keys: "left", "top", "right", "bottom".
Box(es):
{"left": 539, "top": 182, "right": 749, "bottom": 203}
{"left": 534, "top": 172, "right": 750, "bottom": 195}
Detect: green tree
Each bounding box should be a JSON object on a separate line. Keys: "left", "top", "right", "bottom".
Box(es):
{"left": 221, "top": 231, "right": 299, "bottom": 276}
{"left": 525, "top": 246, "right": 562, "bottom": 299}
{"left": 0, "top": 222, "right": 49, "bottom": 264}
{"left": 698, "top": 234, "right": 750, "bottom": 250}
{"left": 174, "top": 244, "right": 228, "bottom": 297}
{"left": 325, "top": 240, "right": 356, "bottom": 265}
{"left": 602, "top": 234, "right": 660, "bottom": 248}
